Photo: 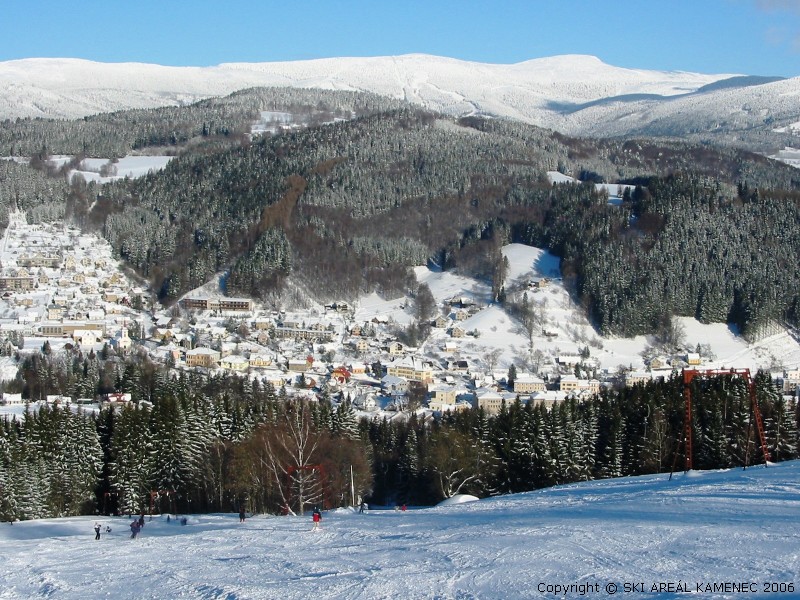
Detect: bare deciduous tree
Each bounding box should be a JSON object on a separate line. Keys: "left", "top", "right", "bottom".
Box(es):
{"left": 260, "top": 403, "right": 325, "bottom": 515}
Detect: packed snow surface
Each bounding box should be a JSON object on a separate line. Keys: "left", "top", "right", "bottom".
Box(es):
{"left": 1, "top": 461, "right": 798, "bottom": 599}
{"left": 436, "top": 494, "right": 479, "bottom": 506}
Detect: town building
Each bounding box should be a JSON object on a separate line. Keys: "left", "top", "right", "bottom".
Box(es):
{"left": 186, "top": 347, "right": 221, "bottom": 368}
{"left": 386, "top": 356, "right": 434, "bottom": 384}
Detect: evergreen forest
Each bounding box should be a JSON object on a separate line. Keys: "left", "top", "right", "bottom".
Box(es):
{"left": 0, "top": 351, "right": 797, "bottom": 521}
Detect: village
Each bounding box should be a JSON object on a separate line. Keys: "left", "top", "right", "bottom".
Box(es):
{"left": 1, "top": 209, "right": 799, "bottom": 417}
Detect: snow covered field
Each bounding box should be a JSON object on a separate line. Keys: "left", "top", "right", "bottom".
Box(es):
{"left": 1, "top": 461, "right": 798, "bottom": 599}
{"left": 354, "top": 243, "right": 800, "bottom": 376}
{"left": 769, "top": 147, "right": 800, "bottom": 170}
{"left": 2, "top": 154, "right": 175, "bottom": 183}
{"left": 69, "top": 155, "right": 173, "bottom": 183}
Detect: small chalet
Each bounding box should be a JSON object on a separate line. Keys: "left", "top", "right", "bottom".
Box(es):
{"left": 347, "top": 362, "right": 368, "bottom": 375}
{"left": 557, "top": 355, "right": 582, "bottom": 368}
{"left": 72, "top": 329, "right": 100, "bottom": 349}
{"left": 648, "top": 356, "right": 670, "bottom": 370}
{"left": 429, "top": 384, "right": 457, "bottom": 406}
{"left": 381, "top": 374, "right": 409, "bottom": 394}
{"left": 433, "top": 315, "right": 449, "bottom": 329}
{"left": 352, "top": 338, "right": 369, "bottom": 352}
{"left": 446, "top": 359, "right": 469, "bottom": 373}
{"left": 45, "top": 394, "right": 71, "bottom": 406}
{"left": 249, "top": 354, "right": 273, "bottom": 368}
{"left": 685, "top": 352, "right": 701, "bottom": 366}
{"left": 220, "top": 355, "right": 249, "bottom": 371}
{"left": 353, "top": 392, "right": 377, "bottom": 411}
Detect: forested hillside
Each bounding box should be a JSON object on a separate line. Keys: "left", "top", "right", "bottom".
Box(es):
{"left": 0, "top": 159, "right": 70, "bottom": 224}
{"left": 0, "top": 87, "right": 404, "bottom": 157}
{"left": 3, "top": 90, "right": 800, "bottom": 336}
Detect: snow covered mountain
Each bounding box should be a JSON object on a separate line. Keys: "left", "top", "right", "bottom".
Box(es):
{"left": 2, "top": 54, "right": 798, "bottom": 146}
{"left": 1, "top": 461, "right": 798, "bottom": 599}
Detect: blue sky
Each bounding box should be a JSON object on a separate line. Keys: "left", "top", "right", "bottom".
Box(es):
{"left": 2, "top": 0, "right": 799, "bottom": 77}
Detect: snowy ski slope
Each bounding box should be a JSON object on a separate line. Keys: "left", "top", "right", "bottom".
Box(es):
{"left": 1, "top": 461, "right": 798, "bottom": 599}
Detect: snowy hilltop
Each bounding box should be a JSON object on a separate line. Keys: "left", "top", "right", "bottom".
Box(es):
{"left": 0, "top": 54, "right": 729, "bottom": 120}
{"left": 2, "top": 54, "right": 799, "bottom": 151}
{"left": 1, "top": 461, "right": 798, "bottom": 599}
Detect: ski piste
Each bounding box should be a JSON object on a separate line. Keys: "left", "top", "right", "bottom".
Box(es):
{"left": 2, "top": 464, "right": 800, "bottom": 599}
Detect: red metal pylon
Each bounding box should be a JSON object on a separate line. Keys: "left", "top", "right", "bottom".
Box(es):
{"left": 680, "top": 368, "right": 771, "bottom": 472}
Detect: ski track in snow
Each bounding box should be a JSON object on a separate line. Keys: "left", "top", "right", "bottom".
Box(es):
{"left": 2, "top": 462, "right": 800, "bottom": 599}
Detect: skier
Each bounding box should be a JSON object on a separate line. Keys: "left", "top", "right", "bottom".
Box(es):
{"left": 359, "top": 500, "right": 366, "bottom": 514}
{"left": 239, "top": 509, "right": 246, "bottom": 523}
{"left": 129, "top": 520, "right": 140, "bottom": 539}
{"left": 105, "top": 526, "right": 112, "bottom": 534}
{"left": 94, "top": 523, "right": 101, "bottom": 540}
{"left": 312, "top": 506, "right": 322, "bottom": 530}
{"left": 138, "top": 514, "right": 145, "bottom": 529}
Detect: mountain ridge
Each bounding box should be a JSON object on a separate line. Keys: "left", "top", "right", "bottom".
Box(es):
{"left": 0, "top": 53, "right": 742, "bottom": 117}
{"left": 3, "top": 53, "right": 798, "bottom": 151}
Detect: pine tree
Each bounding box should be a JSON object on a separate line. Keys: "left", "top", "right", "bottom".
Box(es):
{"left": 469, "top": 407, "right": 499, "bottom": 496}
{"left": 334, "top": 400, "right": 360, "bottom": 441}
{"left": 109, "top": 404, "right": 151, "bottom": 514}
{"left": 507, "top": 364, "right": 517, "bottom": 390}
{"left": 0, "top": 422, "right": 18, "bottom": 521}
{"left": 576, "top": 401, "right": 598, "bottom": 481}
{"left": 181, "top": 397, "right": 216, "bottom": 509}
{"left": 148, "top": 395, "right": 189, "bottom": 498}
{"left": 506, "top": 401, "right": 537, "bottom": 491}
{"left": 768, "top": 396, "right": 797, "bottom": 462}
{"left": 66, "top": 410, "right": 103, "bottom": 514}
{"left": 398, "top": 428, "right": 420, "bottom": 503}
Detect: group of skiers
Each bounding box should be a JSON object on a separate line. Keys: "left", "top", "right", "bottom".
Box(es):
{"left": 92, "top": 514, "right": 147, "bottom": 540}
{"left": 129, "top": 514, "right": 145, "bottom": 538}
{"left": 91, "top": 503, "right": 378, "bottom": 539}
{"left": 93, "top": 523, "right": 112, "bottom": 540}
